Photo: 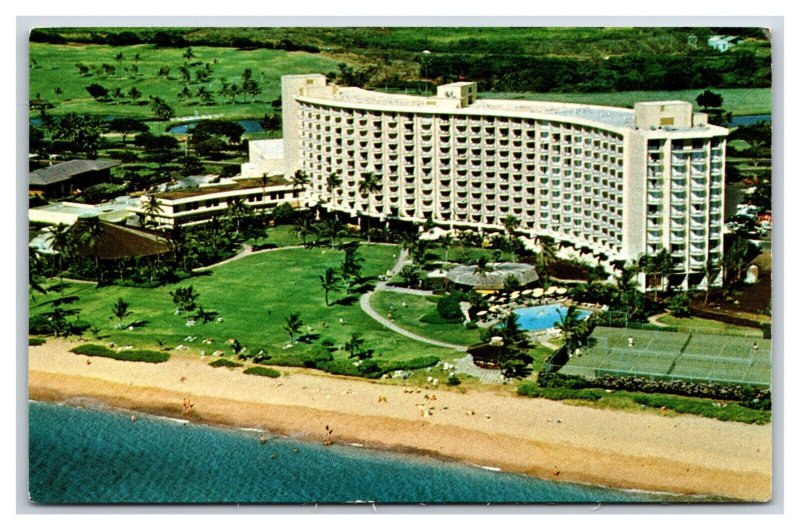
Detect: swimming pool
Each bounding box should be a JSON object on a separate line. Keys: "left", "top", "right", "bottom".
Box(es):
{"left": 513, "top": 304, "right": 591, "bottom": 331}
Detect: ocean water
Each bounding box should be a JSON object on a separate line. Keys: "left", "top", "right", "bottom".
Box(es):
{"left": 29, "top": 400, "right": 699, "bottom": 505}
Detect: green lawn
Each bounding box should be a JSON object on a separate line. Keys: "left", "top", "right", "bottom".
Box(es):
{"left": 656, "top": 315, "right": 763, "bottom": 337}
{"left": 483, "top": 87, "right": 772, "bottom": 116}
{"left": 370, "top": 291, "right": 482, "bottom": 347}
{"left": 30, "top": 42, "right": 344, "bottom": 120}
{"left": 31, "top": 245, "right": 457, "bottom": 363}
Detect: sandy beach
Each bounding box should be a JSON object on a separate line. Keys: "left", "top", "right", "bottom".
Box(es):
{"left": 28, "top": 338, "right": 772, "bottom": 501}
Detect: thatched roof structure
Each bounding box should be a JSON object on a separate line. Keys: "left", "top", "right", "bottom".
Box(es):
{"left": 446, "top": 262, "right": 538, "bottom": 290}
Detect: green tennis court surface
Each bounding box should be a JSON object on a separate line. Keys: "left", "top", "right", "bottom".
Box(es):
{"left": 559, "top": 326, "right": 771, "bottom": 386}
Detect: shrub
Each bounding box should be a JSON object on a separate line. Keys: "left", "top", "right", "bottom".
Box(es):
{"left": 437, "top": 294, "right": 464, "bottom": 322}
{"left": 384, "top": 356, "right": 440, "bottom": 372}
{"left": 29, "top": 337, "right": 46, "bottom": 346}
{"left": 209, "top": 358, "right": 242, "bottom": 368}
{"left": 446, "top": 373, "right": 461, "bottom": 386}
{"left": 70, "top": 344, "right": 170, "bottom": 363}
{"left": 243, "top": 366, "right": 281, "bottom": 378}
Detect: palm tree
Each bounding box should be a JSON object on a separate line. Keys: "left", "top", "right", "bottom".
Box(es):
{"left": 142, "top": 195, "right": 164, "bottom": 230}
{"left": 283, "top": 311, "right": 304, "bottom": 343}
{"left": 226, "top": 196, "right": 251, "bottom": 235}
{"left": 29, "top": 249, "right": 48, "bottom": 300}
{"left": 700, "top": 258, "right": 721, "bottom": 305}
{"left": 555, "top": 306, "right": 589, "bottom": 354}
{"left": 169, "top": 286, "right": 199, "bottom": 317}
{"left": 112, "top": 298, "right": 131, "bottom": 328}
{"left": 47, "top": 223, "right": 74, "bottom": 285}
{"left": 640, "top": 248, "right": 672, "bottom": 302}
{"left": 293, "top": 211, "right": 316, "bottom": 246}
{"left": 319, "top": 267, "right": 342, "bottom": 306}
{"left": 290, "top": 169, "right": 309, "bottom": 190}
{"left": 357, "top": 172, "right": 381, "bottom": 239}
{"left": 77, "top": 216, "right": 104, "bottom": 275}
{"left": 723, "top": 237, "right": 752, "bottom": 288}
{"left": 536, "top": 236, "right": 557, "bottom": 280}
{"left": 319, "top": 213, "right": 344, "bottom": 249}
{"left": 340, "top": 241, "right": 365, "bottom": 292}
{"left": 326, "top": 172, "right": 342, "bottom": 204}
{"left": 344, "top": 332, "right": 368, "bottom": 360}
{"left": 438, "top": 233, "right": 454, "bottom": 265}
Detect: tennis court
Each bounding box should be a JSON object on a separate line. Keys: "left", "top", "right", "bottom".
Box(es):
{"left": 560, "top": 326, "right": 771, "bottom": 386}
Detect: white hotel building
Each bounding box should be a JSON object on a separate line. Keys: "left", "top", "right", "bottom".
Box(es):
{"left": 280, "top": 74, "right": 727, "bottom": 290}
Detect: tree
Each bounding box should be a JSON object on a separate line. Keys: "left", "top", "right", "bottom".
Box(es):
{"left": 47, "top": 223, "right": 74, "bottom": 285}
{"left": 696, "top": 89, "right": 723, "bottom": 111}
{"left": 319, "top": 267, "right": 342, "bottom": 306}
{"left": 536, "top": 236, "right": 557, "bottom": 280}
{"left": 640, "top": 247, "right": 672, "bottom": 302}
{"left": 700, "top": 258, "right": 721, "bottom": 305}
{"left": 29, "top": 249, "right": 48, "bottom": 301}
{"left": 76, "top": 216, "right": 104, "bottom": 274}
{"left": 555, "top": 306, "right": 589, "bottom": 354}
{"left": 259, "top": 113, "right": 281, "bottom": 133}
{"left": 667, "top": 292, "right": 692, "bottom": 318}
{"left": 398, "top": 264, "right": 421, "bottom": 286}
{"left": 326, "top": 172, "right": 342, "bottom": 203}
{"left": 501, "top": 215, "right": 521, "bottom": 261}
{"left": 128, "top": 86, "right": 142, "bottom": 100}
{"left": 340, "top": 241, "right": 365, "bottom": 292}
{"left": 226, "top": 196, "right": 251, "bottom": 235}
{"left": 344, "top": 332, "right": 368, "bottom": 360}
{"left": 169, "top": 286, "right": 199, "bottom": 317}
{"left": 112, "top": 298, "right": 131, "bottom": 328}
{"left": 357, "top": 172, "right": 380, "bottom": 240}
{"left": 438, "top": 233, "right": 454, "bottom": 265}
{"left": 85, "top": 83, "right": 109, "bottom": 101}
{"left": 157, "top": 65, "right": 171, "bottom": 78}
{"left": 291, "top": 169, "right": 309, "bottom": 190}
{"left": 177, "top": 85, "right": 192, "bottom": 100}
{"left": 142, "top": 195, "right": 164, "bottom": 229}
{"left": 283, "top": 311, "right": 304, "bottom": 343}
{"left": 75, "top": 63, "right": 90, "bottom": 76}
{"left": 319, "top": 213, "right": 344, "bottom": 249}
{"left": 182, "top": 47, "right": 195, "bottom": 62}
{"left": 723, "top": 237, "right": 754, "bottom": 287}
{"left": 731, "top": 122, "right": 771, "bottom": 168}
{"left": 293, "top": 210, "right": 317, "bottom": 246}
{"left": 196, "top": 86, "right": 214, "bottom": 105}
{"left": 107, "top": 117, "right": 148, "bottom": 142}
{"left": 149, "top": 96, "right": 175, "bottom": 121}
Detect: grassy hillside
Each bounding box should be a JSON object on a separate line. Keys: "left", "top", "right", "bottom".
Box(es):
{"left": 29, "top": 42, "right": 343, "bottom": 120}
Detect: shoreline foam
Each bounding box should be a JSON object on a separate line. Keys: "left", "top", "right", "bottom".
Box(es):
{"left": 28, "top": 338, "right": 772, "bottom": 501}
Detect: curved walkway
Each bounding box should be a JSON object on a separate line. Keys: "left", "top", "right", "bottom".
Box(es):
{"left": 359, "top": 248, "right": 468, "bottom": 352}
{"left": 193, "top": 244, "right": 304, "bottom": 272}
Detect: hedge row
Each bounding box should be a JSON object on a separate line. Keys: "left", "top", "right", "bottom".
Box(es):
{"left": 70, "top": 344, "right": 170, "bottom": 363}
{"left": 536, "top": 372, "right": 770, "bottom": 409}
{"left": 517, "top": 382, "right": 771, "bottom": 424}
{"left": 29, "top": 337, "right": 46, "bottom": 346}
{"left": 208, "top": 358, "right": 243, "bottom": 368}
{"left": 243, "top": 366, "right": 281, "bottom": 378}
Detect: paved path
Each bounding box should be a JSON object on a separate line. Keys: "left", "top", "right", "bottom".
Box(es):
{"left": 359, "top": 248, "right": 468, "bottom": 352}
{"left": 193, "top": 244, "right": 304, "bottom": 272}
{"left": 453, "top": 354, "right": 505, "bottom": 384}
{"left": 381, "top": 285, "right": 434, "bottom": 296}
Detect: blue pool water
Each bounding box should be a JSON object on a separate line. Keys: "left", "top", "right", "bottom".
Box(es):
{"left": 28, "top": 401, "right": 698, "bottom": 504}
{"left": 513, "top": 304, "right": 591, "bottom": 331}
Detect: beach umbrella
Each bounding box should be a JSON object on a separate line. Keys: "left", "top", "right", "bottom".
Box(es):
{"left": 522, "top": 289, "right": 533, "bottom": 295}
{"left": 556, "top": 287, "right": 567, "bottom": 295}
{"left": 546, "top": 286, "right": 558, "bottom": 295}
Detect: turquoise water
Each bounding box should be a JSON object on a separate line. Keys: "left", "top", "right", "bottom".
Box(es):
{"left": 29, "top": 400, "right": 697, "bottom": 505}
{"left": 513, "top": 304, "right": 591, "bottom": 332}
